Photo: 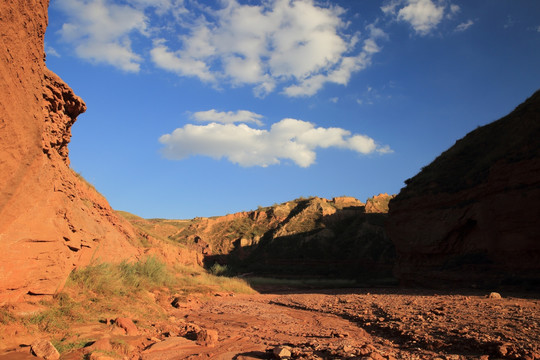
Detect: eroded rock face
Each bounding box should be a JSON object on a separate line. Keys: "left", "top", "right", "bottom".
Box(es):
{"left": 0, "top": 0, "right": 142, "bottom": 303}
{"left": 130, "top": 196, "right": 396, "bottom": 279}
{"left": 365, "top": 193, "right": 395, "bottom": 214}
{"left": 42, "top": 68, "right": 86, "bottom": 163}
{"left": 387, "top": 90, "right": 540, "bottom": 288}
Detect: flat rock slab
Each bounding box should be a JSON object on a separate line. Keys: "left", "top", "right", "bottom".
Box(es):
{"left": 145, "top": 337, "right": 195, "bottom": 352}
{"left": 141, "top": 337, "right": 203, "bottom": 360}
{"left": 0, "top": 352, "right": 37, "bottom": 360}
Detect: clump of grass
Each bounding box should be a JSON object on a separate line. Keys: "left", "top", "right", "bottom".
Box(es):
{"left": 70, "top": 257, "right": 254, "bottom": 298}
{"left": 209, "top": 263, "right": 230, "bottom": 276}
{"left": 173, "top": 264, "right": 255, "bottom": 295}
{"left": 68, "top": 256, "right": 174, "bottom": 296}
{"left": 0, "top": 306, "right": 17, "bottom": 324}
{"left": 27, "top": 293, "right": 83, "bottom": 332}
{"left": 210, "top": 276, "right": 254, "bottom": 294}
{"left": 52, "top": 338, "right": 94, "bottom": 354}
{"left": 25, "top": 258, "right": 255, "bottom": 339}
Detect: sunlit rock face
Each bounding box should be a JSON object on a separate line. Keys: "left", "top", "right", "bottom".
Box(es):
{"left": 146, "top": 196, "right": 396, "bottom": 280}
{"left": 0, "top": 0, "right": 141, "bottom": 303}
{"left": 387, "top": 90, "right": 540, "bottom": 288}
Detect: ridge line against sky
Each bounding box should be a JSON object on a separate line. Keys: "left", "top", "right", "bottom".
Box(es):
{"left": 44, "top": 0, "right": 540, "bottom": 218}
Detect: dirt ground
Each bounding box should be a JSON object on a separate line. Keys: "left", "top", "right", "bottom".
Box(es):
{"left": 1, "top": 288, "right": 539, "bottom": 360}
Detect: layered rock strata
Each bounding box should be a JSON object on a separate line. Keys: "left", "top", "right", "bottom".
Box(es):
{"left": 387, "top": 90, "right": 540, "bottom": 288}
{"left": 0, "top": 0, "right": 143, "bottom": 303}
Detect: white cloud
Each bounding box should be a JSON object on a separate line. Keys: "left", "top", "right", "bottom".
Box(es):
{"left": 56, "top": 0, "right": 148, "bottom": 72}
{"left": 159, "top": 117, "right": 391, "bottom": 167}
{"left": 330, "top": 97, "right": 339, "bottom": 103}
{"left": 397, "top": 0, "right": 445, "bottom": 35}
{"left": 151, "top": 0, "right": 385, "bottom": 97}
{"left": 450, "top": 4, "right": 460, "bottom": 14}
{"left": 54, "top": 0, "right": 386, "bottom": 95}
{"left": 150, "top": 40, "right": 215, "bottom": 82}
{"left": 455, "top": 19, "right": 474, "bottom": 32}
{"left": 536, "top": 25, "right": 540, "bottom": 33}
{"left": 191, "top": 110, "right": 264, "bottom": 126}
{"left": 381, "top": 0, "right": 401, "bottom": 16}
{"left": 45, "top": 43, "right": 60, "bottom": 57}
{"left": 382, "top": 0, "right": 451, "bottom": 36}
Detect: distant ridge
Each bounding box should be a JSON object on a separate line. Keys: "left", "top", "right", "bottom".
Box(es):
{"left": 120, "top": 194, "right": 397, "bottom": 281}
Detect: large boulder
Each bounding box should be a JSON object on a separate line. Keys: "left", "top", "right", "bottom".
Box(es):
{"left": 387, "top": 90, "right": 540, "bottom": 288}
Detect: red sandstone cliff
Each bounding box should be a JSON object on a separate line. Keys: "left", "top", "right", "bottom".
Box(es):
{"left": 387, "top": 90, "right": 540, "bottom": 288}
{"left": 0, "top": 0, "right": 145, "bottom": 303}
{"left": 124, "top": 195, "right": 396, "bottom": 280}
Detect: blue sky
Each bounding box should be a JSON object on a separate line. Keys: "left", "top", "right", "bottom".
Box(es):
{"left": 44, "top": 0, "right": 540, "bottom": 219}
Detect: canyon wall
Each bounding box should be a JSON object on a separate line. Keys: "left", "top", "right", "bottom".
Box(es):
{"left": 127, "top": 195, "right": 396, "bottom": 280}
{"left": 387, "top": 90, "right": 540, "bottom": 288}
{"left": 0, "top": 0, "right": 143, "bottom": 303}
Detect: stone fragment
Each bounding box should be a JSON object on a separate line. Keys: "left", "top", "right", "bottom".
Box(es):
{"left": 86, "top": 338, "right": 113, "bottom": 353}
{"left": 115, "top": 317, "right": 139, "bottom": 335}
{"left": 272, "top": 346, "right": 292, "bottom": 359}
{"left": 497, "top": 344, "right": 508, "bottom": 356}
{"left": 30, "top": 340, "right": 60, "bottom": 360}
{"left": 489, "top": 292, "right": 502, "bottom": 299}
{"left": 369, "top": 352, "right": 385, "bottom": 360}
{"left": 196, "top": 329, "right": 219, "bottom": 347}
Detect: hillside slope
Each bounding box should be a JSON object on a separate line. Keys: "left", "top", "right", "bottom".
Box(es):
{"left": 387, "top": 90, "right": 540, "bottom": 288}
{"left": 122, "top": 195, "right": 396, "bottom": 280}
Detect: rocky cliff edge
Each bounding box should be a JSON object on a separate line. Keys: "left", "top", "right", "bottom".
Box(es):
{"left": 0, "top": 0, "right": 141, "bottom": 303}
{"left": 387, "top": 90, "right": 540, "bottom": 288}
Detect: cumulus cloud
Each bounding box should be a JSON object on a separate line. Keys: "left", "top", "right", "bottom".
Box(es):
{"left": 455, "top": 19, "right": 474, "bottom": 32}
{"left": 151, "top": 39, "right": 215, "bottom": 82}
{"left": 191, "top": 110, "right": 264, "bottom": 126}
{"left": 382, "top": 0, "right": 451, "bottom": 36}
{"left": 56, "top": 0, "right": 149, "bottom": 72}
{"left": 54, "top": 0, "right": 386, "bottom": 93}
{"left": 150, "top": 0, "right": 386, "bottom": 97}
{"left": 159, "top": 117, "right": 391, "bottom": 167}
{"left": 397, "top": 0, "right": 445, "bottom": 35}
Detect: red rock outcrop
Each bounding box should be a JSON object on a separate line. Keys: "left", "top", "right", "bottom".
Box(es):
{"left": 0, "top": 0, "right": 143, "bottom": 303}
{"left": 129, "top": 196, "right": 396, "bottom": 280}
{"left": 387, "top": 90, "right": 540, "bottom": 288}
{"left": 365, "top": 193, "right": 395, "bottom": 213}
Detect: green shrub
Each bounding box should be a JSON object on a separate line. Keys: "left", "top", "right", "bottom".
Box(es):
{"left": 209, "top": 263, "right": 229, "bottom": 276}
